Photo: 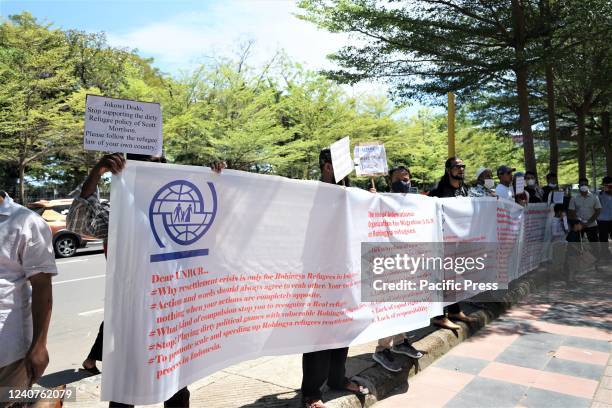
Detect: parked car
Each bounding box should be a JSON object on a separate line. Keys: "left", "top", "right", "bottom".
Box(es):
{"left": 27, "top": 199, "right": 101, "bottom": 258}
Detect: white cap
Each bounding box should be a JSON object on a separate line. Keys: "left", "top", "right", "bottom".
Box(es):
{"left": 475, "top": 167, "right": 490, "bottom": 179}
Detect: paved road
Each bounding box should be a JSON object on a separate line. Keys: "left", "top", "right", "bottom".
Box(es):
{"left": 47, "top": 246, "right": 106, "bottom": 375}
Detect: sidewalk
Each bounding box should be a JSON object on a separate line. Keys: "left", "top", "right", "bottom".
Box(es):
{"left": 57, "top": 265, "right": 611, "bottom": 408}
{"left": 375, "top": 266, "right": 612, "bottom": 408}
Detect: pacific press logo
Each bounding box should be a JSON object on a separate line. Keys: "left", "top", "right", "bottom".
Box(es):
{"left": 148, "top": 180, "right": 217, "bottom": 262}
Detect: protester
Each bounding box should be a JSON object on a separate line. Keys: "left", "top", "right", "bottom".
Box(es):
{"left": 67, "top": 153, "right": 195, "bottom": 408}
{"left": 428, "top": 157, "right": 475, "bottom": 330}
{"left": 524, "top": 171, "right": 543, "bottom": 203}
{"left": 568, "top": 178, "right": 601, "bottom": 244}
{"left": 370, "top": 165, "right": 424, "bottom": 373}
{"left": 0, "top": 190, "right": 55, "bottom": 393}
{"left": 388, "top": 165, "right": 412, "bottom": 193}
{"left": 512, "top": 171, "right": 530, "bottom": 206}
{"left": 551, "top": 204, "right": 569, "bottom": 274}
{"left": 542, "top": 173, "right": 559, "bottom": 203}
{"left": 468, "top": 167, "right": 496, "bottom": 197}
{"left": 300, "top": 148, "right": 368, "bottom": 408}
{"left": 565, "top": 218, "right": 584, "bottom": 284}
{"left": 597, "top": 176, "right": 612, "bottom": 259}
{"left": 495, "top": 165, "right": 515, "bottom": 201}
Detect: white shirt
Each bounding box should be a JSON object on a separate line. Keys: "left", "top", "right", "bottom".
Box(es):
{"left": 495, "top": 183, "right": 514, "bottom": 201}
{"left": 569, "top": 193, "right": 602, "bottom": 228}
{"left": 0, "top": 194, "right": 57, "bottom": 367}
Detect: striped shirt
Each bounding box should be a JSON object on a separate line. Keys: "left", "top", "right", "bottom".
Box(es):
{"left": 66, "top": 187, "right": 110, "bottom": 242}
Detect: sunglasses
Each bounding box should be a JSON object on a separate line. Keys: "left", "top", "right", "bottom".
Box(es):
{"left": 451, "top": 164, "right": 466, "bottom": 169}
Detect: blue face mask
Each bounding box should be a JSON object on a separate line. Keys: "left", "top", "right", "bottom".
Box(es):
{"left": 391, "top": 180, "right": 411, "bottom": 193}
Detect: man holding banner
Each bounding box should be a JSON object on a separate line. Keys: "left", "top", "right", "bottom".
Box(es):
{"left": 300, "top": 148, "right": 368, "bottom": 408}
{"left": 428, "top": 157, "right": 475, "bottom": 329}
{"left": 67, "top": 153, "right": 194, "bottom": 408}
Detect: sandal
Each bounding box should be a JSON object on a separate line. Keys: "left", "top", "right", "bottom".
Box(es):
{"left": 81, "top": 363, "right": 101, "bottom": 375}
{"left": 345, "top": 380, "right": 370, "bottom": 396}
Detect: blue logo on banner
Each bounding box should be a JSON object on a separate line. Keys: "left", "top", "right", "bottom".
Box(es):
{"left": 148, "top": 180, "right": 217, "bottom": 262}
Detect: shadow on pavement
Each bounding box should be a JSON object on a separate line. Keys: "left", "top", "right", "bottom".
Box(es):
{"left": 38, "top": 369, "right": 95, "bottom": 388}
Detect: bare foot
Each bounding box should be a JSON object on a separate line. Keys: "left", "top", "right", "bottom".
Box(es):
{"left": 82, "top": 358, "right": 99, "bottom": 374}
{"left": 432, "top": 317, "right": 461, "bottom": 330}
{"left": 303, "top": 399, "right": 326, "bottom": 408}
{"left": 448, "top": 311, "right": 478, "bottom": 323}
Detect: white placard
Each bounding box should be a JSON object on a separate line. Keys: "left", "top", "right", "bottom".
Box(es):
{"left": 330, "top": 136, "right": 353, "bottom": 183}
{"left": 553, "top": 191, "right": 564, "bottom": 204}
{"left": 354, "top": 143, "right": 388, "bottom": 176}
{"left": 515, "top": 176, "right": 525, "bottom": 194}
{"left": 84, "top": 95, "right": 162, "bottom": 156}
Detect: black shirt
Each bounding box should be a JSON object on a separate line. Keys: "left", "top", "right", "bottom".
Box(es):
{"left": 429, "top": 179, "right": 469, "bottom": 198}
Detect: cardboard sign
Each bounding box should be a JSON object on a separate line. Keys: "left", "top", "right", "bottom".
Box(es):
{"left": 330, "top": 136, "right": 353, "bottom": 183}
{"left": 84, "top": 95, "right": 162, "bottom": 156}
{"left": 515, "top": 176, "right": 525, "bottom": 194}
{"left": 354, "top": 142, "right": 388, "bottom": 176}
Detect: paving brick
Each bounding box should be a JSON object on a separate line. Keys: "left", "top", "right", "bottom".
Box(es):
{"left": 494, "top": 343, "right": 553, "bottom": 370}
{"left": 447, "top": 377, "right": 527, "bottom": 408}
{"left": 532, "top": 370, "right": 599, "bottom": 399}
{"left": 554, "top": 346, "right": 609, "bottom": 366}
{"left": 518, "top": 387, "right": 590, "bottom": 408}
{"left": 544, "top": 357, "right": 606, "bottom": 381}
{"left": 431, "top": 354, "right": 489, "bottom": 375}
{"left": 562, "top": 336, "right": 612, "bottom": 354}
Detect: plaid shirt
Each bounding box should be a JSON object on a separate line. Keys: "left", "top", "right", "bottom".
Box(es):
{"left": 66, "top": 186, "right": 110, "bottom": 241}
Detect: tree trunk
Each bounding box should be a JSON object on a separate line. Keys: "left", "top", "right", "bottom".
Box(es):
{"left": 18, "top": 163, "right": 25, "bottom": 205}
{"left": 514, "top": 66, "right": 538, "bottom": 177}
{"left": 511, "top": 0, "right": 538, "bottom": 178}
{"left": 603, "top": 112, "right": 612, "bottom": 175}
{"left": 545, "top": 62, "right": 558, "bottom": 174}
{"left": 576, "top": 109, "right": 587, "bottom": 180}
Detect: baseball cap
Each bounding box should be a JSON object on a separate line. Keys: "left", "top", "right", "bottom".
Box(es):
{"left": 497, "top": 165, "right": 516, "bottom": 176}
{"left": 475, "top": 167, "right": 491, "bottom": 179}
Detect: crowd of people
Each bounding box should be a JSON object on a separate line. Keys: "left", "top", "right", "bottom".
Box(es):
{"left": 1, "top": 150, "right": 611, "bottom": 408}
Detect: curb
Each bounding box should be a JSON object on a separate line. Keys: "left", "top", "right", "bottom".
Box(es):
{"left": 326, "top": 266, "right": 551, "bottom": 408}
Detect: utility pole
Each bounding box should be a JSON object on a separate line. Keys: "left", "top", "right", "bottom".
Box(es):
{"left": 448, "top": 92, "right": 456, "bottom": 158}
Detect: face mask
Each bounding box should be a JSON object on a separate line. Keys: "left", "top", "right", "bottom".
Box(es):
{"left": 548, "top": 183, "right": 557, "bottom": 188}
{"left": 391, "top": 180, "right": 411, "bottom": 193}
{"left": 526, "top": 179, "right": 536, "bottom": 187}
{"left": 484, "top": 179, "right": 495, "bottom": 189}
{"left": 579, "top": 185, "right": 589, "bottom": 193}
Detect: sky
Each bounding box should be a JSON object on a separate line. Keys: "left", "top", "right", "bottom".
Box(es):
{"left": 0, "top": 0, "right": 432, "bottom": 117}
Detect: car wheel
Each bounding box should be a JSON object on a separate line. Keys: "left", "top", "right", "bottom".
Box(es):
{"left": 54, "top": 235, "right": 78, "bottom": 258}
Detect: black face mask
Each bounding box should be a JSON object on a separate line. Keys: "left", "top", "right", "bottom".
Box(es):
{"left": 391, "top": 180, "right": 411, "bottom": 193}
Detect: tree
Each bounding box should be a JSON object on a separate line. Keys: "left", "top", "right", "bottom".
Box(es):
{"left": 0, "top": 13, "right": 80, "bottom": 203}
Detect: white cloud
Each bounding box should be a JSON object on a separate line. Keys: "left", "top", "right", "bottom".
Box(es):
{"left": 106, "top": 0, "right": 429, "bottom": 117}
{"left": 107, "top": 0, "right": 348, "bottom": 74}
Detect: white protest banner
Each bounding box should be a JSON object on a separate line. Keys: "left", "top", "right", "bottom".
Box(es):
{"left": 439, "top": 197, "right": 502, "bottom": 300}
{"left": 84, "top": 95, "right": 162, "bottom": 156}
{"left": 330, "top": 136, "right": 353, "bottom": 183}
{"left": 103, "top": 161, "right": 443, "bottom": 404}
{"left": 515, "top": 176, "right": 525, "bottom": 194}
{"left": 518, "top": 204, "right": 553, "bottom": 276}
{"left": 103, "top": 162, "right": 552, "bottom": 404}
{"left": 354, "top": 142, "right": 388, "bottom": 176}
